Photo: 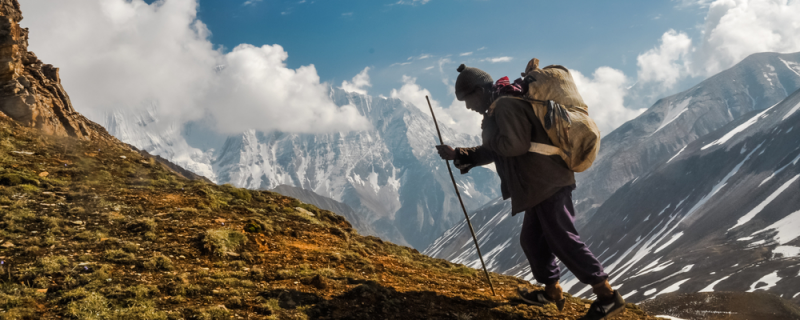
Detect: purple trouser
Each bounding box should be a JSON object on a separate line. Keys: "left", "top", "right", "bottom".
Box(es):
{"left": 520, "top": 185, "right": 608, "bottom": 286}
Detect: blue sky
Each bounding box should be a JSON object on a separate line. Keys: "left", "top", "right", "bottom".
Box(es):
{"left": 19, "top": 0, "right": 800, "bottom": 136}
{"left": 194, "top": 0, "right": 704, "bottom": 101}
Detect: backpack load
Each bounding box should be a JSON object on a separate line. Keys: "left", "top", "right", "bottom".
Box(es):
{"left": 516, "top": 58, "right": 601, "bottom": 173}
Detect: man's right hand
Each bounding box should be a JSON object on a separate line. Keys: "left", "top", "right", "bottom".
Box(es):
{"left": 436, "top": 145, "right": 456, "bottom": 160}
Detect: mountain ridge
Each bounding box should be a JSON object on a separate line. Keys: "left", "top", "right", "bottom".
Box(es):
{"left": 574, "top": 51, "right": 800, "bottom": 224}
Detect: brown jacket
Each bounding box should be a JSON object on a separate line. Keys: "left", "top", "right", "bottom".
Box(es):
{"left": 454, "top": 97, "right": 575, "bottom": 214}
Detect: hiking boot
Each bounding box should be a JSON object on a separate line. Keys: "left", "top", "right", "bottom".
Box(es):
{"left": 517, "top": 287, "right": 566, "bottom": 311}
{"left": 579, "top": 290, "right": 625, "bottom": 320}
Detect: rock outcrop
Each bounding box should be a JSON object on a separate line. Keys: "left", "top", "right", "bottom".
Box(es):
{"left": 0, "top": 0, "right": 110, "bottom": 140}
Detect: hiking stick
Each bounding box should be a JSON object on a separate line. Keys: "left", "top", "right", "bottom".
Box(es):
{"left": 426, "top": 95, "right": 496, "bottom": 296}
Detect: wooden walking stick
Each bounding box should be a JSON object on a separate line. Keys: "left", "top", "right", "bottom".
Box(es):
{"left": 426, "top": 95, "right": 496, "bottom": 296}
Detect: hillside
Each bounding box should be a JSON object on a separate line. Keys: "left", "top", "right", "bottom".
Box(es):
{"left": 0, "top": 112, "right": 666, "bottom": 319}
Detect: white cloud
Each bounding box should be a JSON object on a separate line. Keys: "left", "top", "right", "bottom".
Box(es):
{"left": 243, "top": 0, "right": 263, "bottom": 6}
{"left": 482, "top": 56, "right": 513, "bottom": 63}
{"left": 393, "top": 0, "right": 431, "bottom": 5}
{"left": 390, "top": 76, "right": 482, "bottom": 135}
{"left": 636, "top": 29, "right": 692, "bottom": 89}
{"left": 417, "top": 54, "right": 432, "bottom": 60}
{"left": 20, "top": 0, "right": 370, "bottom": 134}
{"left": 573, "top": 67, "right": 646, "bottom": 135}
{"left": 477, "top": 46, "right": 487, "bottom": 51}
{"left": 459, "top": 52, "right": 473, "bottom": 56}
{"left": 423, "top": 66, "right": 434, "bottom": 70}
{"left": 692, "top": 0, "right": 800, "bottom": 76}
{"left": 341, "top": 67, "right": 372, "bottom": 95}
{"left": 341, "top": 12, "right": 353, "bottom": 16}
{"left": 637, "top": 0, "right": 800, "bottom": 88}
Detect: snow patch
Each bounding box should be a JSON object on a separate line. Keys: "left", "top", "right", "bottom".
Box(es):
{"left": 699, "top": 275, "right": 731, "bottom": 292}
{"left": 702, "top": 104, "right": 777, "bottom": 150}
{"left": 731, "top": 174, "right": 800, "bottom": 230}
{"left": 667, "top": 145, "right": 687, "bottom": 164}
{"left": 747, "top": 271, "right": 781, "bottom": 292}
{"left": 784, "top": 101, "right": 800, "bottom": 121}
{"left": 654, "top": 98, "right": 691, "bottom": 135}
{"left": 656, "top": 316, "right": 689, "bottom": 320}
{"left": 654, "top": 232, "right": 683, "bottom": 253}
{"left": 622, "top": 290, "right": 638, "bottom": 299}
{"left": 652, "top": 278, "right": 690, "bottom": 300}
{"left": 635, "top": 259, "right": 674, "bottom": 277}
{"left": 754, "top": 209, "right": 800, "bottom": 245}
{"left": 773, "top": 246, "right": 800, "bottom": 258}
{"left": 780, "top": 58, "right": 800, "bottom": 77}
{"left": 759, "top": 151, "right": 800, "bottom": 186}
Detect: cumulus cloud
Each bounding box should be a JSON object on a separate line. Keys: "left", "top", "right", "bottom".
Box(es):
{"left": 460, "top": 52, "right": 473, "bottom": 56}
{"left": 638, "top": 0, "right": 800, "bottom": 88}
{"left": 206, "top": 44, "right": 371, "bottom": 133}
{"left": 482, "top": 56, "right": 513, "bottom": 63}
{"left": 20, "top": 0, "right": 370, "bottom": 134}
{"left": 572, "top": 67, "right": 646, "bottom": 135}
{"left": 693, "top": 0, "right": 800, "bottom": 75}
{"left": 636, "top": 29, "right": 692, "bottom": 89}
{"left": 390, "top": 76, "right": 482, "bottom": 135}
{"left": 341, "top": 67, "right": 372, "bottom": 95}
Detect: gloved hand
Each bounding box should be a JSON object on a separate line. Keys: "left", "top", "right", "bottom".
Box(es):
{"left": 436, "top": 145, "right": 456, "bottom": 160}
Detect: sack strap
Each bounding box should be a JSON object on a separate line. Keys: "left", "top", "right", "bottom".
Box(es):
{"left": 529, "top": 142, "right": 567, "bottom": 158}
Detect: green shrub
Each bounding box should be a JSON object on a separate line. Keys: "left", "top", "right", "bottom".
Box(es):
{"left": 244, "top": 218, "right": 273, "bottom": 234}
{"left": 229, "top": 189, "right": 252, "bottom": 202}
{"left": 143, "top": 254, "right": 173, "bottom": 271}
{"left": 65, "top": 292, "right": 110, "bottom": 320}
{"left": 0, "top": 173, "right": 38, "bottom": 186}
{"left": 37, "top": 255, "right": 70, "bottom": 276}
{"left": 104, "top": 249, "right": 136, "bottom": 265}
{"left": 202, "top": 229, "right": 248, "bottom": 257}
{"left": 126, "top": 218, "right": 157, "bottom": 233}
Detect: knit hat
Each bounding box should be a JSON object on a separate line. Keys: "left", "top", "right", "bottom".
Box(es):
{"left": 455, "top": 64, "right": 493, "bottom": 101}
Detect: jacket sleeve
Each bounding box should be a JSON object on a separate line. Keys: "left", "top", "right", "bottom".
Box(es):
{"left": 453, "top": 146, "right": 495, "bottom": 174}
{"left": 484, "top": 103, "right": 532, "bottom": 157}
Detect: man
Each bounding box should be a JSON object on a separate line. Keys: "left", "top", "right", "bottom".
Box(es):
{"left": 435, "top": 64, "right": 625, "bottom": 320}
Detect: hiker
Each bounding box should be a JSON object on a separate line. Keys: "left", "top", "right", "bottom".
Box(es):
{"left": 435, "top": 63, "right": 625, "bottom": 320}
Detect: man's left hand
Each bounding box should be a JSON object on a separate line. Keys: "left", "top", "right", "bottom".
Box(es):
{"left": 436, "top": 145, "right": 456, "bottom": 160}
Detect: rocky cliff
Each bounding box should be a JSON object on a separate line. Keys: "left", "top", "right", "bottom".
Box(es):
{"left": 0, "top": 0, "right": 110, "bottom": 140}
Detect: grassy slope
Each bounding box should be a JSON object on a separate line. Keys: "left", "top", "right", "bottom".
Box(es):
{"left": 0, "top": 114, "right": 658, "bottom": 319}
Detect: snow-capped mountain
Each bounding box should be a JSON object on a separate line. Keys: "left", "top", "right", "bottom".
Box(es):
{"left": 574, "top": 52, "right": 800, "bottom": 225}
{"left": 104, "top": 88, "right": 500, "bottom": 249}
{"left": 570, "top": 87, "right": 800, "bottom": 304}
{"left": 424, "top": 52, "right": 800, "bottom": 304}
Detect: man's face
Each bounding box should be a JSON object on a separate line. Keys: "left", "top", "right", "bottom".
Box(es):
{"left": 463, "top": 89, "right": 488, "bottom": 114}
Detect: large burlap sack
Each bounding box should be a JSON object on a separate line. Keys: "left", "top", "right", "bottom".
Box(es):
{"left": 518, "top": 58, "right": 601, "bottom": 172}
